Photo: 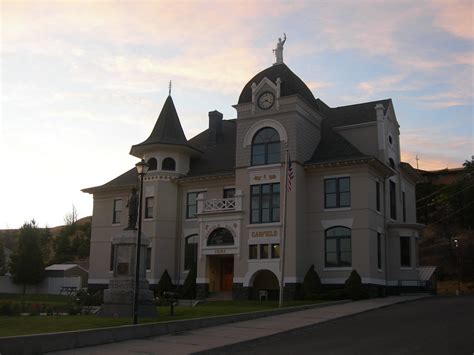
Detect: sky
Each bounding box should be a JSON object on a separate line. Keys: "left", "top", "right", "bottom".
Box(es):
{"left": 0, "top": 0, "right": 473, "bottom": 229}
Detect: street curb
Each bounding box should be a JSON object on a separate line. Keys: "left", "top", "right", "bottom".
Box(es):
{"left": 194, "top": 295, "right": 432, "bottom": 355}
{"left": 0, "top": 300, "right": 348, "bottom": 355}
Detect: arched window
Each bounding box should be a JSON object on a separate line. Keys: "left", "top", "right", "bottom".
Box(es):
{"left": 251, "top": 127, "right": 280, "bottom": 166}
{"left": 162, "top": 157, "right": 176, "bottom": 171}
{"left": 325, "top": 227, "right": 351, "bottom": 267}
{"left": 207, "top": 228, "right": 234, "bottom": 246}
{"left": 147, "top": 158, "right": 157, "bottom": 171}
{"left": 184, "top": 234, "right": 198, "bottom": 271}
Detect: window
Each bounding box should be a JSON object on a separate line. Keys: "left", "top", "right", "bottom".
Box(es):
{"left": 162, "top": 157, "right": 176, "bottom": 171}
{"left": 402, "top": 191, "right": 406, "bottom": 222}
{"left": 325, "top": 177, "right": 350, "bottom": 208}
{"left": 145, "top": 196, "right": 154, "bottom": 219}
{"left": 207, "top": 228, "right": 234, "bottom": 246}
{"left": 109, "top": 244, "right": 115, "bottom": 271}
{"left": 251, "top": 127, "right": 280, "bottom": 166}
{"left": 390, "top": 180, "right": 397, "bottom": 220}
{"left": 260, "top": 244, "right": 269, "bottom": 259}
{"left": 250, "top": 183, "right": 280, "bottom": 224}
{"left": 400, "top": 237, "right": 411, "bottom": 267}
{"left": 271, "top": 244, "right": 280, "bottom": 259}
{"left": 184, "top": 235, "right": 198, "bottom": 271}
{"left": 147, "top": 158, "right": 157, "bottom": 171}
{"left": 113, "top": 199, "right": 122, "bottom": 224}
{"left": 186, "top": 191, "right": 204, "bottom": 219}
{"left": 376, "top": 181, "right": 381, "bottom": 212}
{"left": 249, "top": 245, "right": 258, "bottom": 259}
{"left": 325, "top": 227, "right": 351, "bottom": 267}
{"left": 388, "top": 135, "right": 393, "bottom": 145}
{"left": 223, "top": 188, "right": 235, "bottom": 199}
{"left": 377, "top": 233, "right": 382, "bottom": 270}
{"left": 146, "top": 246, "right": 152, "bottom": 271}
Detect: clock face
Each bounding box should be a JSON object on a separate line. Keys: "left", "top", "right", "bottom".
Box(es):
{"left": 258, "top": 92, "right": 275, "bottom": 110}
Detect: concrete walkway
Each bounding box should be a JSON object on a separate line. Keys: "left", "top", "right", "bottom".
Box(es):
{"left": 49, "top": 295, "right": 428, "bottom": 355}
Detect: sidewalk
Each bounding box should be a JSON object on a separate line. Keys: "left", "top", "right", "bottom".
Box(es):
{"left": 49, "top": 295, "right": 428, "bottom": 355}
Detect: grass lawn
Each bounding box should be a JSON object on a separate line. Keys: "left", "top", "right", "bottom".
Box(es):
{"left": 0, "top": 300, "right": 327, "bottom": 337}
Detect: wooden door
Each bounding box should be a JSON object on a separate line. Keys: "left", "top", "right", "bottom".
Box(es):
{"left": 220, "top": 258, "right": 234, "bottom": 291}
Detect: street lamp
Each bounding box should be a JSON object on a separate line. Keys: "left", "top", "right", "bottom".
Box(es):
{"left": 453, "top": 238, "right": 460, "bottom": 296}
{"left": 133, "top": 159, "right": 149, "bottom": 325}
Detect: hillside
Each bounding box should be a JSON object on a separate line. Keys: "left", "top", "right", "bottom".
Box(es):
{"left": 0, "top": 216, "right": 92, "bottom": 268}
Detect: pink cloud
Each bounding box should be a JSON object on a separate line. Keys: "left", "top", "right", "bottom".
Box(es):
{"left": 431, "top": 0, "right": 473, "bottom": 40}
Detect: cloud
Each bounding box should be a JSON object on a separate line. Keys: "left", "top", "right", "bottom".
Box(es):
{"left": 307, "top": 81, "right": 333, "bottom": 91}
{"left": 430, "top": 0, "right": 473, "bottom": 40}
{"left": 400, "top": 127, "right": 472, "bottom": 170}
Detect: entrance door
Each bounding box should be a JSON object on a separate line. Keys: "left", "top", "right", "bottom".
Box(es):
{"left": 220, "top": 258, "right": 234, "bottom": 291}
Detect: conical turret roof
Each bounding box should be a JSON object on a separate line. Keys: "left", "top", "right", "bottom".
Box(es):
{"left": 137, "top": 95, "right": 188, "bottom": 147}
{"left": 130, "top": 95, "right": 201, "bottom": 157}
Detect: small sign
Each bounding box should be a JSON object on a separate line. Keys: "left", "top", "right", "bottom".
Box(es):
{"left": 250, "top": 230, "right": 279, "bottom": 238}
{"left": 249, "top": 169, "right": 280, "bottom": 184}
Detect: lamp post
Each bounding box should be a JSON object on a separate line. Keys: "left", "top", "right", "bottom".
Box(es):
{"left": 133, "top": 159, "right": 149, "bottom": 325}
{"left": 453, "top": 238, "right": 460, "bottom": 296}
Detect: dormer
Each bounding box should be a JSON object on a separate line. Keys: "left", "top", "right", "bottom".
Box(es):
{"left": 130, "top": 95, "right": 201, "bottom": 176}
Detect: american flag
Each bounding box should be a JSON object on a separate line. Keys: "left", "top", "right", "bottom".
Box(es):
{"left": 287, "top": 154, "right": 295, "bottom": 192}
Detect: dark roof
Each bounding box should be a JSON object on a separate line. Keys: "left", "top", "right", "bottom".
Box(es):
{"left": 186, "top": 120, "right": 236, "bottom": 177}
{"left": 318, "top": 98, "right": 392, "bottom": 128}
{"left": 82, "top": 168, "right": 138, "bottom": 192}
{"left": 307, "top": 118, "right": 367, "bottom": 164}
{"left": 306, "top": 98, "right": 393, "bottom": 164}
{"left": 238, "top": 63, "right": 319, "bottom": 110}
{"left": 132, "top": 96, "right": 189, "bottom": 148}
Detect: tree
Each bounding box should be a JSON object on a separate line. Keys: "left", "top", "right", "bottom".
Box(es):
{"left": 0, "top": 238, "right": 6, "bottom": 276}
{"left": 344, "top": 270, "right": 368, "bottom": 300}
{"left": 302, "top": 265, "right": 321, "bottom": 300}
{"left": 181, "top": 263, "right": 197, "bottom": 299}
{"left": 8, "top": 220, "right": 45, "bottom": 294}
{"left": 156, "top": 269, "right": 174, "bottom": 297}
{"left": 64, "top": 204, "right": 78, "bottom": 226}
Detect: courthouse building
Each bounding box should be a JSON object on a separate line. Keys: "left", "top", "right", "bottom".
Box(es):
{"left": 83, "top": 53, "right": 430, "bottom": 299}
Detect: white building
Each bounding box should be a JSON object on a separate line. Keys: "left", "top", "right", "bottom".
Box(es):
{"left": 84, "top": 55, "right": 431, "bottom": 299}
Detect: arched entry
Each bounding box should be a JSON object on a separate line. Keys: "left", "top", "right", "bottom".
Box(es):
{"left": 206, "top": 228, "right": 235, "bottom": 293}
{"left": 250, "top": 270, "right": 279, "bottom": 300}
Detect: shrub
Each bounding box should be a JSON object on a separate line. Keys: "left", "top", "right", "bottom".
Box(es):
{"left": 344, "top": 270, "right": 369, "bottom": 300}
{"left": 302, "top": 265, "right": 321, "bottom": 300}
{"left": 155, "top": 269, "right": 174, "bottom": 297}
{"left": 0, "top": 301, "right": 18, "bottom": 316}
{"left": 181, "top": 264, "right": 197, "bottom": 299}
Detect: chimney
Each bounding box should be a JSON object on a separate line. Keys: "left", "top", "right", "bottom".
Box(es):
{"left": 208, "top": 110, "right": 223, "bottom": 144}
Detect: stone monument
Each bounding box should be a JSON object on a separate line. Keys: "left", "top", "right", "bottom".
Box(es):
{"left": 98, "top": 230, "right": 157, "bottom": 317}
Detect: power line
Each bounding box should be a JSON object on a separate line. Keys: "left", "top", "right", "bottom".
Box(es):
{"left": 417, "top": 182, "right": 474, "bottom": 210}
{"left": 428, "top": 200, "right": 474, "bottom": 227}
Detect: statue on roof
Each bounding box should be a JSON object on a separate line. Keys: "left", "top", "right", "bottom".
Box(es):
{"left": 273, "top": 33, "right": 286, "bottom": 65}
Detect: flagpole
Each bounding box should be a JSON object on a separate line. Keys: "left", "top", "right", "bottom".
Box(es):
{"left": 279, "top": 147, "right": 289, "bottom": 308}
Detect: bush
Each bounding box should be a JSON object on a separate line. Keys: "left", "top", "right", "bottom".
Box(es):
{"left": 155, "top": 269, "right": 174, "bottom": 297}
{"left": 75, "top": 289, "right": 103, "bottom": 307}
{"left": 344, "top": 270, "right": 369, "bottom": 300}
{"left": 302, "top": 265, "right": 321, "bottom": 300}
{"left": 181, "top": 264, "right": 197, "bottom": 299}
{"left": 317, "top": 289, "right": 347, "bottom": 301}
{"left": 0, "top": 301, "right": 18, "bottom": 316}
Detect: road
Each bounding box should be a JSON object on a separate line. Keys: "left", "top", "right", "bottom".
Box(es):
{"left": 208, "top": 296, "right": 474, "bottom": 355}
